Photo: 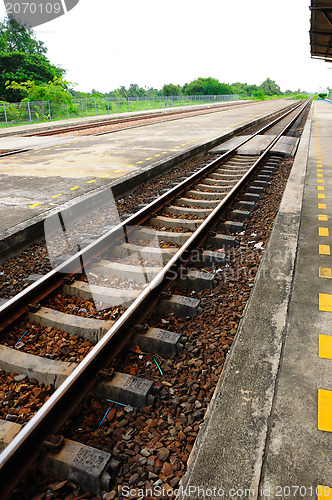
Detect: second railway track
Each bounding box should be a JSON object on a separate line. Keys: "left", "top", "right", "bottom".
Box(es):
{"left": 0, "top": 99, "right": 311, "bottom": 498}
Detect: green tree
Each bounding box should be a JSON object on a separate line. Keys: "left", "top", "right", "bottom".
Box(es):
{"left": 231, "top": 82, "right": 260, "bottom": 98}
{"left": 89, "top": 90, "right": 104, "bottom": 99}
{"left": 259, "top": 78, "right": 281, "bottom": 96}
{"left": 117, "top": 86, "right": 129, "bottom": 98}
{"left": 127, "top": 84, "right": 146, "bottom": 98}
{"left": 0, "top": 51, "right": 64, "bottom": 101}
{"left": 183, "top": 77, "right": 233, "bottom": 95}
{"left": 6, "top": 76, "right": 73, "bottom": 105}
{"left": 146, "top": 87, "right": 160, "bottom": 97}
{"left": 70, "top": 89, "right": 87, "bottom": 99}
{"left": 252, "top": 90, "right": 266, "bottom": 100}
{"left": 162, "top": 83, "right": 181, "bottom": 96}
{"left": 0, "top": 16, "right": 46, "bottom": 54}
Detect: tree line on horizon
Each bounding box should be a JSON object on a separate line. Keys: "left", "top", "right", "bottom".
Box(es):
{"left": 84, "top": 77, "right": 296, "bottom": 102}
{"left": 0, "top": 16, "right": 306, "bottom": 104}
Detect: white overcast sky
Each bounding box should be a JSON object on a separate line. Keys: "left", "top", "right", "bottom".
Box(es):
{"left": 1, "top": 0, "right": 331, "bottom": 93}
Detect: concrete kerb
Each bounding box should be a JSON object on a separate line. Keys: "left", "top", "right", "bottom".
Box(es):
{"left": 177, "top": 106, "right": 312, "bottom": 498}
{"left": 0, "top": 104, "right": 294, "bottom": 262}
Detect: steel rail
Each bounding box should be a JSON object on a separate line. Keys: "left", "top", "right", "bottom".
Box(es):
{"left": 0, "top": 148, "right": 30, "bottom": 158}
{"left": 0, "top": 99, "right": 310, "bottom": 498}
{"left": 0, "top": 100, "right": 302, "bottom": 333}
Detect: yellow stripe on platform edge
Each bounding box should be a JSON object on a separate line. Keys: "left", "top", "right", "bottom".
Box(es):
{"left": 318, "top": 389, "right": 332, "bottom": 432}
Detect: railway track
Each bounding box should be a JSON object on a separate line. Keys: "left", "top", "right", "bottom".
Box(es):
{"left": 23, "top": 100, "right": 259, "bottom": 138}
{"left": 0, "top": 99, "right": 311, "bottom": 498}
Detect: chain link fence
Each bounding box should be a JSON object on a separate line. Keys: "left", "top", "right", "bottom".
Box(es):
{"left": 0, "top": 94, "right": 240, "bottom": 128}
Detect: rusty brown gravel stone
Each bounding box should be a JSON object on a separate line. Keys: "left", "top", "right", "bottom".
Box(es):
{"left": 7, "top": 156, "right": 293, "bottom": 499}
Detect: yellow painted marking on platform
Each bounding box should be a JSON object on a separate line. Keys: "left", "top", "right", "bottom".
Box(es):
{"left": 70, "top": 186, "right": 79, "bottom": 191}
{"left": 318, "top": 389, "right": 332, "bottom": 431}
{"left": 154, "top": 154, "right": 161, "bottom": 157}
{"left": 318, "top": 169, "right": 323, "bottom": 172}
{"left": 162, "top": 151, "right": 168, "bottom": 154}
{"left": 319, "top": 215, "right": 328, "bottom": 221}
{"left": 319, "top": 293, "right": 332, "bottom": 311}
{"left": 169, "top": 149, "right": 175, "bottom": 151}
{"left": 319, "top": 203, "right": 327, "bottom": 209}
{"left": 181, "top": 143, "right": 186, "bottom": 146}
{"left": 35, "top": 150, "right": 41, "bottom": 153}
{"left": 319, "top": 267, "right": 332, "bottom": 278}
{"left": 101, "top": 174, "right": 109, "bottom": 178}
{"left": 319, "top": 335, "right": 332, "bottom": 359}
{"left": 317, "top": 485, "right": 332, "bottom": 498}
{"left": 136, "top": 161, "right": 144, "bottom": 164}
{"left": 86, "top": 180, "right": 96, "bottom": 184}
{"left": 318, "top": 174, "right": 324, "bottom": 178}
{"left": 45, "top": 148, "right": 52, "bottom": 150}
{"left": 114, "top": 169, "right": 122, "bottom": 173}
{"left": 22, "top": 153, "right": 30, "bottom": 156}
{"left": 318, "top": 186, "right": 325, "bottom": 191}
{"left": 54, "top": 146, "right": 61, "bottom": 148}
{"left": 29, "top": 203, "right": 40, "bottom": 208}
{"left": 126, "top": 165, "right": 134, "bottom": 168}
{"left": 318, "top": 180, "right": 324, "bottom": 184}
{"left": 319, "top": 245, "right": 331, "bottom": 255}
{"left": 10, "top": 157, "right": 17, "bottom": 159}
{"left": 318, "top": 194, "right": 326, "bottom": 199}
{"left": 51, "top": 194, "right": 63, "bottom": 198}
{"left": 319, "top": 227, "right": 329, "bottom": 237}
{"left": 145, "top": 157, "right": 153, "bottom": 160}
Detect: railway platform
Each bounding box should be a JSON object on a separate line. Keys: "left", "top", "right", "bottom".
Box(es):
{"left": 178, "top": 100, "right": 332, "bottom": 498}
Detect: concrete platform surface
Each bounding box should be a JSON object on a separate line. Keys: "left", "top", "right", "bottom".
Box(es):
{"left": 179, "top": 100, "right": 332, "bottom": 498}
{"left": 0, "top": 99, "right": 293, "bottom": 252}
{"left": 0, "top": 101, "right": 244, "bottom": 138}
